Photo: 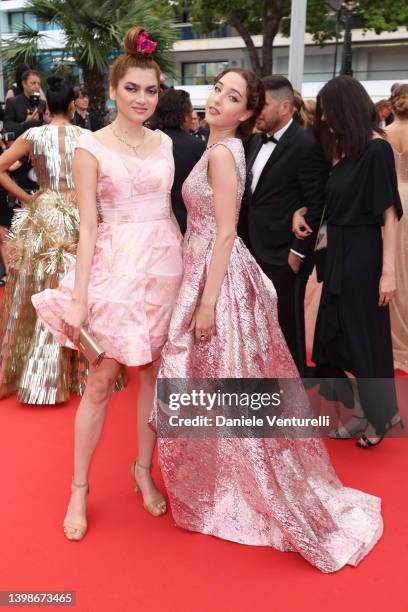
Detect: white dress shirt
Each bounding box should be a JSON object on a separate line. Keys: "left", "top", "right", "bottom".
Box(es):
{"left": 250, "top": 118, "right": 293, "bottom": 193}
{"left": 250, "top": 118, "right": 305, "bottom": 260}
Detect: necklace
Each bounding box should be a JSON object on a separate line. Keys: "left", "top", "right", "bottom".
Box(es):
{"left": 111, "top": 125, "right": 145, "bottom": 155}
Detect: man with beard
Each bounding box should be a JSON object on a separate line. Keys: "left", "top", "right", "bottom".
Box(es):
{"left": 238, "top": 75, "right": 329, "bottom": 375}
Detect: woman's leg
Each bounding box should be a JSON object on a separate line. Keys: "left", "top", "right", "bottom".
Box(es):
{"left": 132, "top": 359, "right": 166, "bottom": 516}
{"left": 64, "top": 357, "right": 121, "bottom": 539}
{"left": 328, "top": 375, "right": 368, "bottom": 439}
{"left": 356, "top": 377, "right": 401, "bottom": 446}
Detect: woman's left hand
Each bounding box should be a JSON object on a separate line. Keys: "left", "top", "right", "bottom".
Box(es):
{"left": 379, "top": 272, "right": 396, "bottom": 307}
{"left": 188, "top": 303, "right": 216, "bottom": 343}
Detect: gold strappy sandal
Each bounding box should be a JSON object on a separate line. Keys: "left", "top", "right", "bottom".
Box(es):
{"left": 63, "top": 481, "right": 89, "bottom": 541}
{"left": 131, "top": 459, "right": 167, "bottom": 517}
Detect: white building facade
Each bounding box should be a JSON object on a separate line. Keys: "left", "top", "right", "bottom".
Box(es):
{"left": 1, "top": 1, "right": 407, "bottom": 101}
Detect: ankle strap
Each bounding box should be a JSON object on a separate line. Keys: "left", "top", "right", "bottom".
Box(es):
{"left": 135, "top": 459, "right": 152, "bottom": 471}
{"left": 72, "top": 480, "right": 89, "bottom": 488}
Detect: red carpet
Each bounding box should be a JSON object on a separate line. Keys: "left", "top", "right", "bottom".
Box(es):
{"left": 1, "top": 368, "right": 407, "bottom": 612}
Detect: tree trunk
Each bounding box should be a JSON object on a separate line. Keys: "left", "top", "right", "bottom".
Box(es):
{"left": 228, "top": 12, "right": 262, "bottom": 75}
{"left": 82, "top": 65, "right": 108, "bottom": 128}
{"left": 261, "top": 0, "right": 284, "bottom": 76}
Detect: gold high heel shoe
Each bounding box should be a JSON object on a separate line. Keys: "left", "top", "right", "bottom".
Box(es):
{"left": 63, "top": 481, "right": 89, "bottom": 541}
{"left": 130, "top": 460, "right": 167, "bottom": 517}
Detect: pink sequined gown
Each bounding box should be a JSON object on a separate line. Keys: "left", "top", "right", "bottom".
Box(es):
{"left": 32, "top": 131, "right": 183, "bottom": 365}
{"left": 156, "top": 138, "right": 383, "bottom": 573}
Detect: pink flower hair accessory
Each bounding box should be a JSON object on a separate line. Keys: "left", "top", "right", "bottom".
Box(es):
{"left": 136, "top": 31, "right": 157, "bottom": 55}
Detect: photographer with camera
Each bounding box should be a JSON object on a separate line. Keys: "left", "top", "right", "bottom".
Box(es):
{"left": 3, "top": 70, "right": 45, "bottom": 137}
{"left": 3, "top": 70, "right": 43, "bottom": 197}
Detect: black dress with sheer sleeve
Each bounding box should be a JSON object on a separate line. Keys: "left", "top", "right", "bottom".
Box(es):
{"left": 312, "top": 138, "right": 403, "bottom": 434}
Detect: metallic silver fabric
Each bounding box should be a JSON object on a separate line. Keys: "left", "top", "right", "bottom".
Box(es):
{"left": 24, "top": 124, "right": 81, "bottom": 191}
{"left": 156, "top": 137, "right": 383, "bottom": 573}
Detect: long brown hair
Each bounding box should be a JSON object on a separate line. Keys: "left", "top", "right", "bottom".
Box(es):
{"left": 214, "top": 68, "right": 265, "bottom": 139}
{"left": 315, "top": 75, "right": 382, "bottom": 161}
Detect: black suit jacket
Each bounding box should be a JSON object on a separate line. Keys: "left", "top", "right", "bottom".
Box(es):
{"left": 239, "top": 121, "right": 329, "bottom": 266}
{"left": 4, "top": 94, "right": 45, "bottom": 137}
{"left": 163, "top": 127, "right": 205, "bottom": 234}
{"left": 71, "top": 111, "right": 100, "bottom": 132}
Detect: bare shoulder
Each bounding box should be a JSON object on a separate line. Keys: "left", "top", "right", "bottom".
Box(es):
{"left": 383, "top": 123, "right": 401, "bottom": 141}
{"left": 90, "top": 125, "right": 111, "bottom": 146}
{"left": 208, "top": 143, "right": 235, "bottom": 166}
{"left": 145, "top": 127, "right": 162, "bottom": 145}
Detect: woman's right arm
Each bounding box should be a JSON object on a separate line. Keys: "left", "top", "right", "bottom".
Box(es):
{"left": 62, "top": 148, "right": 98, "bottom": 344}
{"left": 0, "top": 136, "right": 33, "bottom": 204}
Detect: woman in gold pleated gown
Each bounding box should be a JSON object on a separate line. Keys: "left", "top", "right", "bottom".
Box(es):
{"left": 385, "top": 84, "right": 408, "bottom": 373}
{"left": 0, "top": 76, "right": 88, "bottom": 403}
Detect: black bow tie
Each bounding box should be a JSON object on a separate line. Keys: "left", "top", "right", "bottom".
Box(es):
{"left": 261, "top": 133, "right": 279, "bottom": 144}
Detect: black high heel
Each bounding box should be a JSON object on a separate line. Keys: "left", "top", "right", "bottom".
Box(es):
{"left": 356, "top": 416, "right": 404, "bottom": 449}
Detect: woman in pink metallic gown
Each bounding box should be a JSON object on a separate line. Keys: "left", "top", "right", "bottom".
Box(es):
{"left": 155, "top": 68, "right": 383, "bottom": 573}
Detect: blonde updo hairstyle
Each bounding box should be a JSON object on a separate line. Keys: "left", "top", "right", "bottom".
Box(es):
{"left": 390, "top": 84, "right": 408, "bottom": 120}
{"left": 109, "top": 26, "right": 161, "bottom": 89}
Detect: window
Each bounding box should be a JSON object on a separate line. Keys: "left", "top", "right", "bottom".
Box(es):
{"left": 175, "top": 24, "right": 229, "bottom": 40}
{"left": 7, "top": 12, "right": 38, "bottom": 32}
{"left": 182, "top": 61, "right": 229, "bottom": 85}
{"left": 7, "top": 11, "right": 61, "bottom": 33}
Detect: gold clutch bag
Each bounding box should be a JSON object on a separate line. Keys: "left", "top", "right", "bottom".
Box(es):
{"left": 78, "top": 328, "right": 106, "bottom": 367}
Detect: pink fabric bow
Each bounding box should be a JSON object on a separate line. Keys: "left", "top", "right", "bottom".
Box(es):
{"left": 136, "top": 31, "right": 157, "bottom": 55}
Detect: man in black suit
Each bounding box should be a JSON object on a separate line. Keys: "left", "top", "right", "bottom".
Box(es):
{"left": 3, "top": 70, "right": 45, "bottom": 137}
{"left": 153, "top": 89, "right": 205, "bottom": 234}
{"left": 166, "top": 123, "right": 205, "bottom": 234}
{"left": 71, "top": 86, "right": 100, "bottom": 132}
{"left": 3, "top": 70, "right": 45, "bottom": 194}
{"left": 239, "top": 75, "right": 329, "bottom": 376}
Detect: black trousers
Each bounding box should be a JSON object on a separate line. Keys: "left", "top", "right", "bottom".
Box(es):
{"left": 257, "top": 259, "right": 309, "bottom": 377}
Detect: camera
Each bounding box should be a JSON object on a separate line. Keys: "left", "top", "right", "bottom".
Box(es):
{"left": 28, "top": 92, "right": 44, "bottom": 119}
{"left": 29, "top": 92, "right": 41, "bottom": 109}
{"left": 0, "top": 131, "right": 15, "bottom": 143}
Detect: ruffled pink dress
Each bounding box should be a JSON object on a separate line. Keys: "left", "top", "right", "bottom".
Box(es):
{"left": 155, "top": 138, "right": 383, "bottom": 573}
{"left": 32, "top": 131, "right": 183, "bottom": 366}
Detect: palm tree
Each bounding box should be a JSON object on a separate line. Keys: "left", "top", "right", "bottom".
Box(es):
{"left": 1, "top": 0, "right": 176, "bottom": 125}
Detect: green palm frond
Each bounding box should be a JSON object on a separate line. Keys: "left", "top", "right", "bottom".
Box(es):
{"left": 0, "top": 26, "right": 49, "bottom": 69}
{"left": 4, "top": 0, "right": 176, "bottom": 121}
{"left": 25, "top": 0, "right": 176, "bottom": 74}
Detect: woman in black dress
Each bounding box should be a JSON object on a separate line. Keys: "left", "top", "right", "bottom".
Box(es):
{"left": 301, "top": 76, "right": 403, "bottom": 447}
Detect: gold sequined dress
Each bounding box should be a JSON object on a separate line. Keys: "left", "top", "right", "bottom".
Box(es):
{"left": 0, "top": 124, "right": 87, "bottom": 403}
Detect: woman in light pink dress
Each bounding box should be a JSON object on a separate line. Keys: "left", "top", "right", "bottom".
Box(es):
{"left": 32, "top": 27, "right": 183, "bottom": 540}
{"left": 155, "top": 68, "right": 383, "bottom": 573}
